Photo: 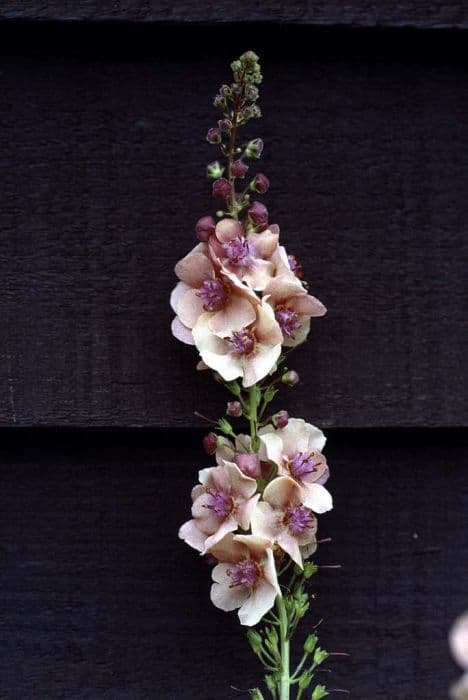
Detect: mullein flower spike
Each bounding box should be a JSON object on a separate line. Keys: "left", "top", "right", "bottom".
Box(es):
{"left": 171, "top": 51, "right": 337, "bottom": 700}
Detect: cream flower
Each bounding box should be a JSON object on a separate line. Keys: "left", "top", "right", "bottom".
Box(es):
{"left": 170, "top": 241, "right": 257, "bottom": 345}
{"left": 208, "top": 218, "right": 279, "bottom": 291}
{"left": 192, "top": 299, "right": 282, "bottom": 388}
{"left": 209, "top": 533, "right": 280, "bottom": 626}
{"left": 264, "top": 273, "right": 326, "bottom": 347}
{"left": 450, "top": 612, "right": 468, "bottom": 670}
{"left": 251, "top": 476, "right": 317, "bottom": 568}
{"left": 259, "top": 418, "right": 332, "bottom": 513}
{"left": 178, "top": 461, "right": 259, "bottom": 554}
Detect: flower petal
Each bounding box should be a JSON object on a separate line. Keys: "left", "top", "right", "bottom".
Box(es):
{"left": 175, "top": 246, "right": 214, "bottom": 286}
{"left": 177, "top": 288, "right": 206, "bottom": 329}
{"left": 209, "top": 294, "right": 256, "bottom": 335}
{"left": 238, "top": 579, "right": 277, "bottom": 626}
{"left": 242, "top": 343, "right": 282, "bottom": 388}
{"left": 263, "top": 476, "right": 302, "bottom": 508}
{"left": 178, "top": 519, "right": 207, "bottom": 552}
{"left": 171, "top": 316, "right": 194, "bottom": 345}
{"left": 301, "top": 483, "right": 333, "bottom": 514}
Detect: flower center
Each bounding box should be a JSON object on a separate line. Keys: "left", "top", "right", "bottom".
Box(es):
{"left": 275, "top": 306, "right": 302, "bottom": 339}
{"left": 204, "top": 488, "right": 233, "bottom": 519}
{"left": 288, "top": 254, "right": 303, "bottom": 278}
{"left": 228, "top": 558, "right": 261, "bottom": 589}
{"left": 284, "top": 504, "right": 315, "bottom": 535}
{"left": 289, "top": 451, "right": 319, "bottom": 479}
{"left": 228, "top": 328, "right": 256, "bottom": 355}
{"left": 223, "top": 236, "right": 255, "bottom": 266}
{"left": 197, "top": 278, "right": 227, "bottom": 311}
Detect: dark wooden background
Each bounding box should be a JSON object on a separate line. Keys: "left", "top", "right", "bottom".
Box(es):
{"left": 0, "top": 5, "right": 467, "bottom": 699}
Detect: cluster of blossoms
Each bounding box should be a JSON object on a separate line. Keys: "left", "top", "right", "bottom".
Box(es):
{"left": 171, "top": 51, "right": 335, "bottom": 700}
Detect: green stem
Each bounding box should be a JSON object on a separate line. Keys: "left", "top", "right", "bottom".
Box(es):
{"left": 277, "top": 595, "right": 290, "bottom": 700}
{"left": 248, "top": 385, "right": 259, "bottom": 451}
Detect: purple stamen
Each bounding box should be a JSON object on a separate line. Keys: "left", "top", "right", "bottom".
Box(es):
{"left": 289, "top": 452, "right": 319, "bottom": 479}
{"left": 205, "top": 488, "right": 233, "bottom": 519}
{"left": 288, "top": 254, "right": 303, "bottom": 278}
{"left": 228, "top": 328, "right": 256, "bottom": 355}
{"left": 284, "top": 504, "right": 314, "bottom": 535}
{"left": 275, "top": 307, "right": 302, "bottom": 339}
{"left": 229, "top": 558, "right": 260, "bottom": 588}
{"left": 223, "top": 236, "right": 255, "bottom": 267}
{"left": 197, "top": 278, "right": 227, "bottom": 311}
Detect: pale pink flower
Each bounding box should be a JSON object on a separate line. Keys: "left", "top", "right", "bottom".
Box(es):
{"left": 450, "top": 612, "right": 468, "bottom": 670}
{"left": 264, "top": 273, "right": 326, "bottom": 347}
{"left": 192, "top": 299, "right": 282, "bottom": 387}
{"left": 170, "top": 242, "right": 257, "bottom": 345}
{"left": 208, "top": 218, "right": 279, "bottom": 291}
{"left": 178, "top": 461, "right": 259, "bottom": 554}
{"left": 209, "top": 533, "right": 280, "bottom": 626}
{"left": 251, "top": 476, "right": 317, "bottom": 567}
{"left": 259, "top": 418, "right": 332, "bottom": 513}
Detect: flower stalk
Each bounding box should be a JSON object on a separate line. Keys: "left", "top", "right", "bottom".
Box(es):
{"left": 172, "top": 50, "right": 341, "bottom": 699}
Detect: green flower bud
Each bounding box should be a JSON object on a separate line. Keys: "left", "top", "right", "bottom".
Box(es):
{"left": 298, "top": 670, "right": 313, "bottom": 690}
{"left": 245, "top": 138, "right": 264, "bottom": 159}
{"left": 303, "top": 561, "right": 318, "bottom": 579}
{"left": 304, "top": 634, "right": 318, "bottom": 654}
{"left": 231, "top": 60, "right": 242, "bottom": 74}
{"left": 312, "top": 684, "right": 329, "bottom": 699}
{"left": 245, "top": 84, "right": 259, "bottom": 101}
{"left": 240, "top": 50, "right": 260, "bottom": 66}
{"left": 313, "top": 647, "right": 329, "bottom": 666}
{"left": 225, "top": 380, "right": 241, "bottom": 396}
{"left": 206, "top": 161, "right": 224, "bottom": 179}
{"left": 266, "top": 626, "right": 279, "bottom": 646}
{"left": 247, "top": 629, "right": 263, "bottom": 654}
{"left": 250, "top": 689, "right": 264, "bottom": 700}
{"left": 218, "top": 418, "right": 234, "bottom": 436}
{"left": 265, "top": 675, "right": 278, "bottom": 692}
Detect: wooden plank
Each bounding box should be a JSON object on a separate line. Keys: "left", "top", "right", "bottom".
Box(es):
{"left": 0, "top": 427, "right": 466, "bottom": 698}
{"left": 1, "top": 24, "right": 467, "bottom": 427}
{"left": 1, "top": 1, "right": 468, "bottom": 28}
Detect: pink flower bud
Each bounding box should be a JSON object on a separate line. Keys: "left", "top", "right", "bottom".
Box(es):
{"left": 281, "top": 370, "right": 300, "bottom": 387}
{"left": 226, "top": 401, "right": 242, "bottom": 417}
{"left": 202, "top": 432, "right": 218, "bottom": 454}
{"left": 234, "top": 453, "right": 261, "bottom": 479}
{"left": 195, "top": 216, "right": 216, "bottom": 241}
{"left": 212, "top": 178, "right": 232, "bottom": 199}
{"left": 248, "top": 201, "right": 269, "bottom": 229}
{"left": 252, "top": 173, "right": 270, "bottom": 194}
{"left": 245, "top": 138, "right": 264, "bottom": 159}
{"left": 231, "top": 159, "right": 249, "bottom": 178}
{"left": 206, "top": 127, "right": 221, "bottom": 144}
{"left": 218, "top": 119, "right": 232, "bottom": 133}
{"left": 272, "top": 410, "right": 289, "bottom": 429}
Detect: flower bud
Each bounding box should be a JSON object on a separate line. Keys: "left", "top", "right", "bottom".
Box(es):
{"left": 249, "top": 690, "right": 264, "bottom": 700}
{"left": 212, "top": 178, "right": 232, "bottom": 199}
{"left": 298, "top": 670, "right": 313, "bottom": 691}
{"left": 246, "top": 629, "right": 263, "bottom": 654}
{"left": 245, "top": 138, "right": 264, "bottom": 159}
{"left": 313, "top": 647, "right": 329, "bottom": 666}
{"left": 281, "top": 370, "right": 300, "bottom": 387}
{"left": 231, "top": 159, "right": 249, "bottom": 178}
{"left": 195, "top": 216, "right": 216, "bottom": 242}
{"left": 304, "top": 634, "right": 318, "bottom": 654}
{"left": 251, "top": 173, "right": 270, "bottom": 194}
{"left": 264, "top": 675, "right": 278, "bottom": 692}
{"left": 234, "top": 453, "right": 261, "bottom": 479}
{"left": 312, "top": 685, "right": 329, "bottom": 699}
{"left": 206, "top": 161, "right": 224, "bottom": 179}
{"left": 272, "top": 410, "right": 289, "bottom": 429}
{"left": 220, "top": 84, "right": 232, "bottom": 98}
{"left": 251, "top": 105, "right": 262, "bottom": 118}
{"left": 218, "top": 118, "right": 232, "bottom": 133}
{"left": 218, "top": 417, "right": 234, "bottom": 435}
{"left": 242, "top": 106, "right": 254, "bottom": 120}
{"left": 245, "top": 84, "right": 259, "bottom": 101}
{"left": 202, "top": 432, "right": 218, "bottom": 455}
{"left": 206, "top": 127, "right": 221, "bottom": 144}
{"left": 240, "top": 50, "right": 259, "bottom": 67}
{"left": 253, "top": 72, "right": 263, "bottom": 85}
{"left": 226, "top": 401, "right": 242, "bottom": 417}
{"left": 303, "top": 561, "right": 318, "bottom": 579}
{"left": 213, "top": 94, "right": 226, "bottom": 109}
{"left": 248, "top": 201, "right": 269, "bottom": 228}
{"left": 231, "top": 60, "right": 242, "bottom": 74}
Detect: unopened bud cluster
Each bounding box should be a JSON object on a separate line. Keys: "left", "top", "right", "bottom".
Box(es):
{"left": 203, "top": 51, "right": 270, "bottom": 220}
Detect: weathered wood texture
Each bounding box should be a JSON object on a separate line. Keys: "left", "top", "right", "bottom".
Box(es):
{"left": 1, "top": 24, "right": 467, "bottom": 427}
{"left": 0, "top": 428, "right": 466, "bottom": 698}
{"left": 2, "top": 2, "right": 468, "bottom": 27}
